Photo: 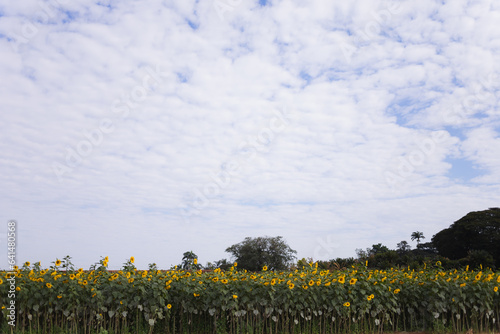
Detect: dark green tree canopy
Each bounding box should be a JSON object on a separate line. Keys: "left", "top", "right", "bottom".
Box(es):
{"left": 432, "top": 208, "right": 500, "bottom": 267}
{"left": 225, "top": 236, "right": 297, "bottom": 271}
{"left": 411, "top": 231, "right": 425, "bottom": 244}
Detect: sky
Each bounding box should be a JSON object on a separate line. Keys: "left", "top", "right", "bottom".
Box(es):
{"left": 1, "top": 0, "right": 499, "bottom": 270}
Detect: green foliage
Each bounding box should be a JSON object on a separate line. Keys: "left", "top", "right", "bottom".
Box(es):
{"left": 2, "top": 260, "right": 500, "bottom": 334}
{"left": 225, "top": 236, "right": 297, "bottom": 271}
{"left": 432, "top": 207, "right": 500, "bottom": 268}
{"left": 180, "top": 251, "right": 200, "bottom": 270}
{"left": 411, "top": 231, "right": 425, "bottom": 244}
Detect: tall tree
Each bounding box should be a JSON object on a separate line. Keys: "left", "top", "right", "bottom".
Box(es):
{"left": 432, "top": 208, "right": 500, "bottom": 267}
{"left": 181, "top": 251, "right": 199, "bottom": 270}
{"left": 225, "top": 236, "right": 297, "bottom": 271}
{"left": 411, "top": 231, "right": 425, "bottom": 244}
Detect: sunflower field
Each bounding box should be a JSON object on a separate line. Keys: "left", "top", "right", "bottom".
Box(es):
{"left": 1, "top": 257, "right": 499, "bottom": 334}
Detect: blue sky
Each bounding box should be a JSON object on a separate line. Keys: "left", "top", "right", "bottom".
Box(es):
{"left": 1, "top": 0, "right": 499, "bottom": 270}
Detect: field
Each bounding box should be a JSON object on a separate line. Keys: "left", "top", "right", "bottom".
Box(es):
{"left": 1, "top": 257, "right": 499, "bottom": 334}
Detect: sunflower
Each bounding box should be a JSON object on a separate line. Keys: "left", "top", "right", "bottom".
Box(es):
{"left": 193, "top": 293, "right": 200, "bottom": 297}
{"left": 167, "top": 304, "right": 172, "bottom": 309}
{"left": 221, "top": 279, "right": 228, "bottom": 284}
{"left": 82, "top": 280, "right": 88, "bottom": 286}
{"left": 69, "top": 274, "right": 75, "bottom": 280}
{"left": 308, "top": 280, "right": 314, "bottom": 286}
{"left": 130, "top": 257, "right": 135, "bottom": 264}
{"left": 46, "top": 283, "right": 52, "bottom": 289}
{"left": 350, "top": 278, "right": 357, "bottom": 285}
{"left": 338, "top": 276, "right": 345, "bottom": 284}
{"left": 55, "top": 259, "right": 61, "bottom": 266}
{"left": 16, "top": 287, "right": 21, "bottom": 291}
{"left": 494, "top": 286, "right": 498, "bottom": 292}
{"left": 302, "top": 285, "right": 308, "bottom": 290}
{"left": 129, "top": 278, "right": 134, "bottom": 283}
{"left": 193, "top": 258, "right": 198, "bottom": 265}
{"left": 394, "top": 289, "right": 400, "bottom": 294}
{"left": 212, "top": 277, "right": 219, "bottom": 282}
{"left": 288, "top": 283, "right": 295, "bottom": 290}
{"left": 262, "top": 266, "right": 268, "bottom": 271}
{"left": 57, "top": 295, "right": 62, "bottom": 299}
{"left": 25, "top": 261, "right": 30, "bottom": 267}
{"left": 343, "top": 302, "right": 350, "bottom": 307}
{"left": 232, "top": 295, "right": 238, "bottom": 299}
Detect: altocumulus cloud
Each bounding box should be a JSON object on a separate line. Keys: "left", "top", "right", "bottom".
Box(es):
{"left": 0, "top": 0, "right": 499, "bottom": 269}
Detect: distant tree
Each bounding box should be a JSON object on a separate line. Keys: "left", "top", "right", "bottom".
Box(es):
{"left": 396, "top": 240, "right": 411, "bottom": 254}
{"left": 432, "top": 208, "right": 500, "bottom": 267}
{"left": 411, "top": 231, "right": 425, "bottom": 244}
{"left": 369, "top": 243, "right": 390, "bottom": 256}
{"left": 181, "top": 251, "right": 200, "bottom": 270}
{"left": 214, "top": 258, "right": 232, "bottom": 271}
{"left": 225, "top": 236, "right": 297, "bottom": 271}
{"left": 415, "top": 242, "right": 438, "bottom": 254}
{"left": 355, "top": 248, "right": 369, "bottom": 261}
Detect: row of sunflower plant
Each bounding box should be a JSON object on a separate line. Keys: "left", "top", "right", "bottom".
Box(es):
{"left": 1, "top": 257, "right": 499, "bottom": 334}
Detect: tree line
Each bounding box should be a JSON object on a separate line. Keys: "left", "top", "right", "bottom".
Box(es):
{"left": 177, "top": 207, "right": 500, "bottom": 271}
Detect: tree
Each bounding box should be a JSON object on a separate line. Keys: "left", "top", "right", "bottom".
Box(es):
{"left": 180, "top": 251, "right": 200, "bottom": 270}
{"left": 411, "top": 231, "right": 425, "bottom": 244}
{"left": 368, "top": 243, "right": 390, "bottom": 256}
{"left": 432, "top": 208, "right": 500, "bottom": 267}
{"left": 225, "top": 236, "right": 297, "bottom": 271}
{"left": 396, "top": 240, "right": 411, "bottom": 254}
